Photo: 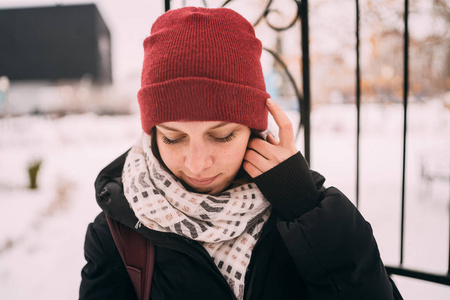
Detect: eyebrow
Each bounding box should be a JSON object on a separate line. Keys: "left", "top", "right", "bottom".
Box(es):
{"left": 157, "top": 122, "right": 230, "bottom": 132}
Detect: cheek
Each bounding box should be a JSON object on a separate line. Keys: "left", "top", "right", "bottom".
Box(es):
{"left": 220, "top": 141, "right": 248, "bottom": 169}
{"left": 156, "top": 142, "right": 182, "bottom": 171}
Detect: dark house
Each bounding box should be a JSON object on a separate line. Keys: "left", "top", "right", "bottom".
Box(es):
{"left": 0, "top": 4, "right": 112, "bottom": 83}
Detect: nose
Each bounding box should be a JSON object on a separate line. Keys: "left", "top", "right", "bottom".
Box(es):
{"left": 184, "top": 142, "right": 213, "bottom": 175}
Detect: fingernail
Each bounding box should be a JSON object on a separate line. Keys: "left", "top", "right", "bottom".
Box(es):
{"left": 266, "top": 98, "right": 274, "bottom": 106}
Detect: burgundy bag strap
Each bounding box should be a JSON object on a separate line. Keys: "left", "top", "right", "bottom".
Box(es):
{"left": 106, "top": 214, "right": 155, "bottom": 300}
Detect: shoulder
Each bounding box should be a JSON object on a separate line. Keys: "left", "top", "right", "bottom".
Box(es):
{"left": 80, "top": 212, "right": 137, "bottom": 299}
{"left": 83, "top": 212, "right": 120, "bottom": 264}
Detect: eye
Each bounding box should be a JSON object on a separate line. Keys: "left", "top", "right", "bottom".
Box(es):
{"left": 162, "top": 135, "right": 179, "bottom": 145}
{"left": 213, "top": 131, "right": 236, "bottom": 143}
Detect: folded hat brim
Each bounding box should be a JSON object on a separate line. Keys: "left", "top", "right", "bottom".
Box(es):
{"left": 138, "top": 77, "right": 270, "bottom": 134}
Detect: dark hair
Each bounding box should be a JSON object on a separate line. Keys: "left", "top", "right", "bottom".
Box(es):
{"left": 151, "top": 127, "right": 166, "bottom": 169}
{"left": 150, "top": 126, "right": 264, "bottom": 185}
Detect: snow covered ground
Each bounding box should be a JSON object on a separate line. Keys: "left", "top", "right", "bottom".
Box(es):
{"left": 0, "top": 101, "right": 449, "bottom": 299}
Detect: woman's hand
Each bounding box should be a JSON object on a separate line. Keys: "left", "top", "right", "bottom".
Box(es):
{"left": 243, "top": 98, "right": 298, "bottom": 178}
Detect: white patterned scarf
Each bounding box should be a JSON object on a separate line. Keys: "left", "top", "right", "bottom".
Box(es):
{"left": 122, "top": 133, "right": 272, "bottom": 299}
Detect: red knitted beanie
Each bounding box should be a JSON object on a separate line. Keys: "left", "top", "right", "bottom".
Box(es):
{"left": 137, "top": 7, "right": 270, "bottom": 134}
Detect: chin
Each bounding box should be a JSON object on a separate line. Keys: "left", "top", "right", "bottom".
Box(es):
{"left": 177, "top": 173, "right": 234, "bottom": 195}
{"left": 195, "top": 184, "right": 226, "bottom": 195}
{"left": 194, "top": 186, "right": 215, "bottom": 194}
{"left": 178, "top": 179, "right": 214, "bottom": 194}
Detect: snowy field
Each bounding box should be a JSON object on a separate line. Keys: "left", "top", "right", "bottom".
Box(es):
{"left": 0, "top": 101, "right": 449, "bottom": 299}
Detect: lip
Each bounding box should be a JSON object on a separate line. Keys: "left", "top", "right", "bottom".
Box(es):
{"left": 186, "top": 175, "right": 219, "bottom": 186}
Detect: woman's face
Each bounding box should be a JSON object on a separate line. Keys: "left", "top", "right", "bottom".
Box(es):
{"left": 155, "top": 121, "right": 251, "bottom": 195}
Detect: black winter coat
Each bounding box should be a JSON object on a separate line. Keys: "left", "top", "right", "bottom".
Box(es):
{"left": 79, "top": 151, "right": 402, "bottom": 300}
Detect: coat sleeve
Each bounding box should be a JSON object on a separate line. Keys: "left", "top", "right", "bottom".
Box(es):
{"left": 79, "top": 212, "right": 137, "bottom": 300}
{"left": 254, "top": 152, "right": 402, "bottom": 300}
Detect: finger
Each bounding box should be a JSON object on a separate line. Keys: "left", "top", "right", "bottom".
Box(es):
{"left": 266, "top": 133, "right": 279, "bottom": 145}
{"left": 266, "top": 98, "right": 295, "bottom": 147}
{"left": 247, "top": 138, "right": 273, "bottom": 159}
{"left": 243, "top": 161, "right": 262, "bottom": 178}
{"left": 244, "top": 149, "right": 275, "bottom": 173}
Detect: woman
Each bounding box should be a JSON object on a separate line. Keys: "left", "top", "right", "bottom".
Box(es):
{"left": 79, "top": 7, "right": 402, "bottom": 300}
